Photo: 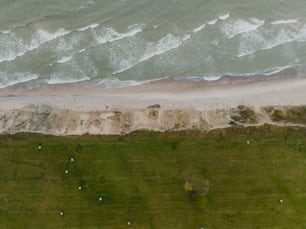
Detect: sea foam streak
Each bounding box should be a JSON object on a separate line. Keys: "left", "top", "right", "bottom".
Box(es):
{"left": 193, "top": 24, "right": 206, "bottom": 33}
{"left": 0, "top": 72, "right": 39, "bottom": 89}
{"left": 54, "top": 24, "right": 144, "bottom": 65}
{"left": 207, "top": 19, "right": 218, "bottom": 25}
{"left": 185, "top": 65, "right": 294, "bottom": 82}
{"left": 221, "top": 18, "right": 264, "bottom": 39}
{"left": 112, "top": 33, "right": 187, "bottom": 74}
{"left": 0, "top": 22, "right": 103, "bottom": 64}
{"left": 47, "top": 74, "right": 90, "bottom": 84}
{"left": 94, "top": 24, "right": 144, "bottom": 44}
{"left": 192, "top": 16, "right": 221, "bottom": 33}
{"left": 237, "top": 23, "right": 306, "bottom": 57}
{"left": 0, "top": 28, "right": 70, "bottom": 63}
{"left": 97, "top": 78, "right": 144, "bottom": 88}
{"left": 218, "top": 13, "right": 230, "bottom": 20}
{"left": 57, "top": 55, "right": 73, "bottom": 64}
{"left": 77, "top": 23, "right": 99, "bottom": 32}
{"left": 271, "top": 19, "right": 298, "bottom": 25}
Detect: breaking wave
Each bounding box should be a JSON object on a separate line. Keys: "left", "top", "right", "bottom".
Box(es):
{"left": 221, "top": 18, "right": 264, "bottom": 39}
{"left": 0, "top": 72, "right": 39, "bottom": 88}
{"left": 0, "top": 28, "right": 70, "bottom": 63}
{"left": 112, "top": 33, "right": 189, "bottom": 74}
{"left": 237, "top": 23, "right": 306, "bottom": 57}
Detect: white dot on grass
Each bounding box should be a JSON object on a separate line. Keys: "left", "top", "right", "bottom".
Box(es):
{"left": 38, "top": 145, "right": 42, "bottom": 150}
{"left": 279, "top": 199, "right": 284, "bottom": 203}
{"left": 246, "top": 140, "right": 250, "bottom": 144}
{"left": 99, "top": 197, "right": 103, "bottom": 202}
{"left": 128, "top": 221, "right": 131, "bottom": 226}
{"left": 70, "top": 157, "right": 75, "bottom": 162}
{"left": 78, "top": 186, "right": 82, "bottom": 190}
{"left": 65, "top": 170, "right": 69, "bottom": 174}
{"left": 60, "top": 211, "right": 64, "bottom": 216}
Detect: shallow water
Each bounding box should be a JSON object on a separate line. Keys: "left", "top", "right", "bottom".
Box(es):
{"left": 1, "top": 0, "right": 306, "bottom": 88}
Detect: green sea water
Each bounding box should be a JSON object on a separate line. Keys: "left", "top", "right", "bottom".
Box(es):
{"left": 1, "top": 0, "right": 306, "bottom": 87}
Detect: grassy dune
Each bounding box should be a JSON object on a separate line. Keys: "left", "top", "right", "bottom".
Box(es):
{"left": 0, "top": 126, "right": 306, "bottom": 228}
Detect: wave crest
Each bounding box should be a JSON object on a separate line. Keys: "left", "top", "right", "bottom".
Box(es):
{"left": 221, "top": 18, "right": 264, "bottom": 39}
{"left": 0, "top": 72, "right": 39, "bottom": 88}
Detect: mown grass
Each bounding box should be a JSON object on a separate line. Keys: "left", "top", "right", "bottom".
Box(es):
{"left": 0, "top": 126, "right": 306, "bottom": 228}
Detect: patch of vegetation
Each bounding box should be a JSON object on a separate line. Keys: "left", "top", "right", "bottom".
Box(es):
{"left": 266, "top": 106, "right": 306, "bottom": 124}
{"left": 271, "top": 109, "right": 286, "bottom": 121}
{"left": 286, "top": 106, "right": 306, "bottom": 124}
{"left": 149, "top": 109, "right": 159, "bottom": 119}
{"left": 0, "top": 126, "right": 306, "bottom": 228}
{"left": 171, "top": 141, "right": 179, "bottom": 151}
{"left": 174, "top": 123, "right": 181, "bottom": 129}
{"left": 230, "top": 105, "right": 257, "bottom": 124}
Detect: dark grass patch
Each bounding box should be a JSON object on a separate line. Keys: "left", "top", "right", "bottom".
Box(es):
{"left": 230, "top": 105, "right": 257, "bottom": 124}
{"left": 265, "top": 106, "right": 306, "bottom": 124}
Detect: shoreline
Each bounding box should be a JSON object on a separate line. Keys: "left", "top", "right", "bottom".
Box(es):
{"left": 0, "top": 70, "right": 305, "bottom": 135}
{"left": 0, "top": 68, "right": 305, "bottom": 110}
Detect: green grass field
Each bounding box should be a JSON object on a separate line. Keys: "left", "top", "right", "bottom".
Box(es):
{"left": 0, "top": 125, "right": 306, "bottom": 228}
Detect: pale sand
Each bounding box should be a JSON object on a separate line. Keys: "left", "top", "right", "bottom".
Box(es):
{"left": 0, "top": 71, "right": 305, "bottom": 135}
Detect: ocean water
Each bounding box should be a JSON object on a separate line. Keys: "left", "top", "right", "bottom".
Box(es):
{"left": 1, "top": 0, "right": 306, "bottom": 88}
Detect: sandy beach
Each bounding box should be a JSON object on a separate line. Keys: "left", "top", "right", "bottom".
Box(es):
{"left": 0, "top": 70, "right": 306, "bottom": 135}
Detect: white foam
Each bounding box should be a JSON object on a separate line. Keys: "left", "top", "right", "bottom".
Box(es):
{"left": 112, "top": 34, "right": 184, "bottom": 74}
{"left": 207, "top": 19, "right": 218, "bottom": 25}
{"left": 70, "top": 1, "right": 95, "bottom": 13}
{"left": 237, "top": 24, "right": 306, "bottom": 57}
{"left": 100, "top": 65, "right": 295, "bottom": 88}
{"left": 218, "top": 13, "right": 230, "bottom": 20}
{"left": 77, "top": 23, "right": 99, "bottom": 32}
{"left": 271, "top": 19, "right": 298, "bottom": 25}
{"left": 184, "top": 65, "right": 294, "bottom": 82}
{"left": 97, "top": 77, "right": 165, "bottom": 88}
{"left": 0, "top": 28, "right": 71, "bottom": 63}
{"left": 49, "top": 24, "right": 143, "bottom": 69}
{"left": 193, "top": 24, "right": 206, "bottom": 33}
{"left": 57, "top": 55, "right": 73, "bottom": 64}
{"left": 47, "top": 74, "right": 90, "bottom": 84}
{"left": 97, "top": 78, "right": 143, "bottom": 88}
{"left": 94, "top": 24, "right": 144, "bottom": 44}
{"left": 250, "top": 18, "right": 265, "bottom": 25}
{"left": 0, "top": 72, "right": 39, "bottom": 89}
{"left": 221, "top": 18, "right": 264, "bottom": 39}
{"left": 228, "top": 65, "right": 294, "bottom": 77}
{"left": 184, "top": 75, "right": 222, "bottom": 81}
{"left": 182, "top": 34, "right": 191, "bottom": 41}
{"left": 260, "top": 65, "right": 294, "bottom": 75}
{"left": 202, "top": 75, "right": 222, "bottom": 81}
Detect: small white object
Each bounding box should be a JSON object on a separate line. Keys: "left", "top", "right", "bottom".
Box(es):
{"left": 38, "top": 145, "right": 42, "bottom": 150}
{"left": 78, "top": 186, "right": 82, "bottom": 190}
{"left": 128, "top": 221, "right": 131, "bottom": 226}
{"left": 99, "top": 197, "right": 103, "bottom": 201}
{"left": 70, "top": 157, "right": 75, "bottom": 162}
{"left": 60, "top": 211, "right": 64, "bottom": 216}
{"left": 279, "top": 199, "right": 284, "bottom": 203}
{"left": 65, "top": 170, "right": 69, "bottom": 174}
{"left": 246, "top": 140, "right": 250, "bottom": 144}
